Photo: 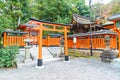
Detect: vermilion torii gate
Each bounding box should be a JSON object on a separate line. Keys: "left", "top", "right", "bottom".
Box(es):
{"left": 29, "top": 18, "right": 70, "bottom": 67}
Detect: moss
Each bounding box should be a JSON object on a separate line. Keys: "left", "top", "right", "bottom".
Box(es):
{"left": 68, "top": 50, "right": 99, "bottom": 58}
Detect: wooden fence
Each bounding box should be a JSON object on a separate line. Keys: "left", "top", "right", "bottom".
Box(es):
{"left": 3, "top": 32, "right": 117, "bottom": 49}
{"left": 3, "top": 32, "right": 61, "bottom": 47}
{"left": 67, "top": 36, "right": 117, "bottom": 49}
{"left": 4, "top": 36, "right": 25, "bottom": 47}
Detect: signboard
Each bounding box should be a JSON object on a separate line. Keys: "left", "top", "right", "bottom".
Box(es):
{"left": 73, "top": 37, "right": 76, "bottom": 43}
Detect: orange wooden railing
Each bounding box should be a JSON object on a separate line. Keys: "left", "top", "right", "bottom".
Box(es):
{"left": 42, "top": 36, "right": 61, "bottom": 47}
{"left": 3, "top": 32, "right": 117, "bottom": 49}
{"left": 3, "top": 33, "right": 61, "bottom": 47}
{"left": 67, "top": 36, "right": 117, "bottom": 49}
{"left": 4, "top": 36, "right": 26, "bottom": 47}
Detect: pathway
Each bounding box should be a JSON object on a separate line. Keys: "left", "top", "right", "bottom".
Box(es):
{"left": 0, "top": 58, "right": 120, "bottom": 80}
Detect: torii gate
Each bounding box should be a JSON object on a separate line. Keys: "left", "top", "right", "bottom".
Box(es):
{"left": 29, "top": 18, "right": 70, "bottom": 67}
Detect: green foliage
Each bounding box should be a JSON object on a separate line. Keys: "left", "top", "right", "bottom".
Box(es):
{"left": 69, "top": 50, "right": 98, "bottom": 58}
{"left": 33, "top": 0, "right": 70, "bottom": 23}
{"left": 110, "top": 0, "right": 120, "bottom": 14}
{"left": 0, "top": 0, "right": 33, "bottom": 36}
{"left": 0, "top": 0, "right": 91, "bottom": 36}
{"left": 76, "top": 0, "right": 90, "bottom": 17}
{"left": 0, "top": 46, "right": 19, "bottom": 68}
{"left": 91, "top": 3, "right": 105, "bottom": 21}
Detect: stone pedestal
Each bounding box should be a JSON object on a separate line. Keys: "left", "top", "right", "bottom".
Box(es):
{"left": 59, "top": 39, "right": 64, "bottom": 57}
{"left": 24, "top": 46, "right": 32, "bottom": 63}
{"left": 59, "top": 45, "right": 64, "bottom": 57}
{"left": 23, "top": 37, "right": 33, "bottom": 63}
{"left": 25, "top": 46, "right": 31, "bottom": 59}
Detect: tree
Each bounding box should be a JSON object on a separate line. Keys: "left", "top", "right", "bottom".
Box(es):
{"left": 77, "top": 0, "right": 90, "bottom": 17}
{"left": 33, "top": 0, "right": 70, "bottom": 23}
{"left": 91, "top": 3, "right": 106, "bottom": 22}
{"left": 0, "top": 0, "right": 91, "bottom": 37}
{"left": 110, "top": 0, "right": 120, "bottom": 14}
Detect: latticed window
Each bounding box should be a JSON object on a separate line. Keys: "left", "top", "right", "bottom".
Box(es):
{"left": 116, "top": 20, "right": 120, "bottom": 28}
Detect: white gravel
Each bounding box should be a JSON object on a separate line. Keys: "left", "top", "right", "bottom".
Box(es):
{"left": 0, "top": 58, "right": 120, "bottom": 80}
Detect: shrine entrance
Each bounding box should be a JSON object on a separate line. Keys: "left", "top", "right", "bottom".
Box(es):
{"left": 28, "top": 18, "right": 70, "bottom": 67}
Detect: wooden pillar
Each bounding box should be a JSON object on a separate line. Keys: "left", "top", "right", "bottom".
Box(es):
{"left": 47, "top": 35, "right": 50, "bottom": 47}
{"left": 37, "top": 24, "right": 43, "bottom": 66}
{"left": 64, "top": 26, "right": 69, "bottom": 61}
{"left": 37, "top": 30, "right": 39, "bottom": 44}
{"left": 115, "top": 35, "right": 117, "bottom": 49}
{"left": 88, "top": 36, "right": 90, "bottom": 49}
{"left": 3, "top": 32, "right": 7, "bottom": 47}
{"left": 118, "top": 31, "right": 120, "bottom": 58}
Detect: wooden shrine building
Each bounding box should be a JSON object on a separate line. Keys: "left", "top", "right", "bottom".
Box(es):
{"left": 71, "top": 14, "right": 105, "bottom": 34}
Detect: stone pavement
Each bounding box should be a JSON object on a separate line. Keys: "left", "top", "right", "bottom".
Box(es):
{"left": 17, "top": 46, "right": 62, "bottom": 68}
{"left": 0, "top": 58, "right": 120, "bottom": 80}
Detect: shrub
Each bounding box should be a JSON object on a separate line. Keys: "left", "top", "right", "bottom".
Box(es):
{"left": 0, "top": 46, "right": 19, "bottom": 68}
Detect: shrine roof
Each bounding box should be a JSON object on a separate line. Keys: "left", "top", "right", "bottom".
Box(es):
{"left": 102, "top": 21, "right": 114, "bottom": 26}
{"left": 68, "top": 30, "right": 117, "bottom": 37}
{"left": 3, "top": 29, "right": 27, "bottom": 34}
{"left": 72, "top": 14, "right": 95, "bottom": 25}
{"left": 48, "top": 34, "right": 61, "bottom": 38}
{"left": 108, "top": 13, "right": 120, "bottom": 21}
{"left": 20, "top": 23, "right": 39, "bottom": 28}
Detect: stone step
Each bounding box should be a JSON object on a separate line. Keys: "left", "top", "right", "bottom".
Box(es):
{"left": 18, "top": 47, "right": 61, "bottom": 63}
{"left": 47, "top": 47, "right": 63, "bottom": 57}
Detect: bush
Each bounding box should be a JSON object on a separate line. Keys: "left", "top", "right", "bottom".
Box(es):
{"left": 0, "top": 46, "right": 19, "bottom": 68}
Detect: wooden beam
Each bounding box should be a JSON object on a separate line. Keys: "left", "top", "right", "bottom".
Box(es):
{"left": 43, "top": 27, "right": 64, "bottom": 32}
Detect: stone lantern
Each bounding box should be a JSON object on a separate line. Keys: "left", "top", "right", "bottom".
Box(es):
{"left": 59, "top": 38, "right": 64, "bottom": 57}
{"left": 105, "top": 35, "right": 110, "bottom": 50}
{"left": 24, "top": 37, "right": 33, "bottom": 62}
{"left": 100, "top": 35, "right": 116, "bottom": 62}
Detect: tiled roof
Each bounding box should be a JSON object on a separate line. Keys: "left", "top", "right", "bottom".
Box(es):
{"left": 48, "top": 34, "right": 61, "bottom": 38}
{"left": 20, "top": 23, "right": 39, "bottom": 28}
{"left": 108, "top": 13, "right": 120, "bottom": 21}
{"left": 68, "top": 30, "right": 117, "bottom": 37}
{"left": 72, "top": 14, "right": 94, "bottom": 24}
{"left": 3, "top": 29, "right": 27, "bottom": 34}
{"left": 102, "top": 21, "right": 114, "bottom": 26}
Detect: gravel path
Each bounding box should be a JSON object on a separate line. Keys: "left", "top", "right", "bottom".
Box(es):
{"left": 0, "top": 58, "right": 120, "bottom": 80}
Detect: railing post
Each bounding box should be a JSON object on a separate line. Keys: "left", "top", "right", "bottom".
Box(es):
{"left": 115, "top": 36, "right": 117, "bottom": 49}
{"left": 3, "top": 32, "right": 7, "bottom": 47}
{"left": 47, "top": 35, "right": 50, "bottom": 47}
{"left": 118, "top": 31, "right": 120, "bottom": 58}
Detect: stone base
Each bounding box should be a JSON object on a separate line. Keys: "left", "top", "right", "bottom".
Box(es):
{"left": 35, "top": 65, "right": 44, "bottom": 69}
{"left": 59, "top": 53, "right": 64, "bottom": 57}
{"left": 37, "top": 59, "right": 43, "bottom": 66}
{"left": 63, "top": 60, "right": 70, "bottom": 63}
{"left": 113, "top": 58, "right": 120, "bottom": 62}
{"left": 65, "top": 56, "right": 69, "bottom": 61}
{"left": 100, "top": 50, "right": 116, "bottom": 63}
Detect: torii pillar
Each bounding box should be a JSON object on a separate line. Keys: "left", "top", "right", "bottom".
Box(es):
{"left": 37, "top": 24, "right": 43, "bottom": 66}
{"left": 36, "top": 23, "right": 69, "bottom": 67}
